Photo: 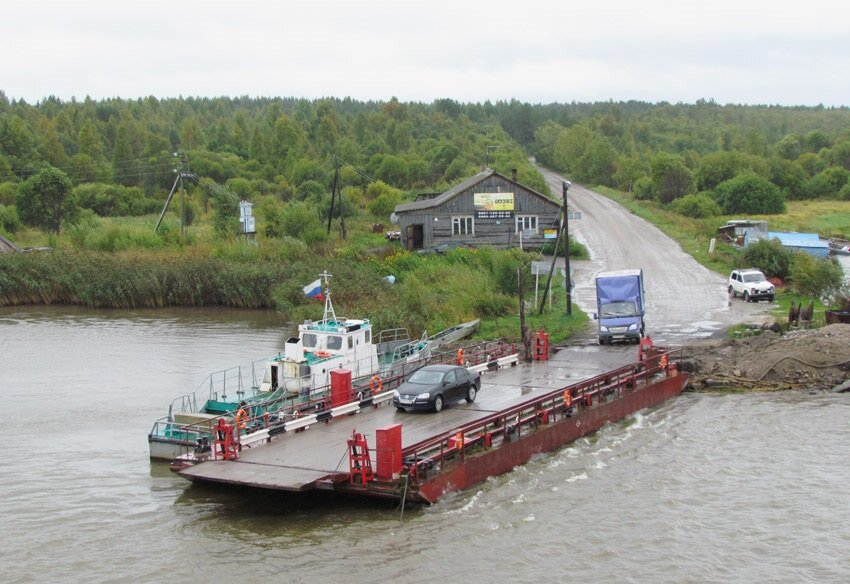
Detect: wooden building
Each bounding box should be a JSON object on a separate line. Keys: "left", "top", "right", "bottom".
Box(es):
{"left": 392, "top": 168, "right": 563, "bottom": 251}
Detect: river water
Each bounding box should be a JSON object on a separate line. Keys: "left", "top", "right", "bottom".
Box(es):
{"left": 1, "top": 307, "right": 848, "bottom": 584}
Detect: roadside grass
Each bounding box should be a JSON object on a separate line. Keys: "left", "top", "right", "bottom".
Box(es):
{"left": 476, "top": 309, "right": 590, "bottom": 344}
{"left": 592, "top": 187, "right": 850, "bottom": 276}
{"left": 761, "top": 201, "right": 850, "bottom": 240}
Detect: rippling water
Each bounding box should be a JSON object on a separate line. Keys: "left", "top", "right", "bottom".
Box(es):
{"left": 1, "top": 308, "right": 848, "bottom": 584}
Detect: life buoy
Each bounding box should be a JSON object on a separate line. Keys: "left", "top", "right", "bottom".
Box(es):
{"left": 234, "top": 408, "right": 249, "bottom": 430}
{"left": 314, "top": 350, "right": 331, "bottom": 358}
{"left": 660, "top": 353, "right": 669, "bottom": 369}
{"left": 370, "top": 375, "right": 383, "bottom": 394}
{"left": 563, "top": 390, "right": 572, "bottom": 408}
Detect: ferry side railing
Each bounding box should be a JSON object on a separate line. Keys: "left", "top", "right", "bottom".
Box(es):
{"left": 400, "top": 347, "right": 683, "bottom": 486}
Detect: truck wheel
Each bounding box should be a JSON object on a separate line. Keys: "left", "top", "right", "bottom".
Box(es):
{"left": 598, "top": 337, "right": 605, "bottom": 345}
{"left": 728, "top": 285, "right": 736, "bottom": 298}
{"left": 768, "top": 295, "right": 774, "bottom": 302}
{"left": 743, "top": 291, "right": 750, "bottom": 302}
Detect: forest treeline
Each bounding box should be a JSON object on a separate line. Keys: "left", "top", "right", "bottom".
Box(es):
{"left": 524, "top": 100, "right": 850, "bottom": 218}
{"left": 1, "top": 92, "right": 849, "bottom": 238}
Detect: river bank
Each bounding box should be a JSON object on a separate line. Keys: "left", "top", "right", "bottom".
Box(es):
{"left": 682, "top": 323, "right": 850, "bottom": 392}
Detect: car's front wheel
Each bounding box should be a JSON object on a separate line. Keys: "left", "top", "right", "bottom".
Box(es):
{"left": 466, "top": 383, "right": 477, "bottom": 403}
{"left": 433, "top": 395, "right": 444, "bottom": 413}
{"left": 743, "top": 291, "right": 750, "bottom": 302}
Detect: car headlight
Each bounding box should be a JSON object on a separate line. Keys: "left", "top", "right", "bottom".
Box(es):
{"left": 416, "top": 392, "right": 431, "bottom": 399}
{"left": 628, "top": 323, "right": 638, "bottom": 331}
{"left": 392, "top": 390, "right": 399, "bottom": 398}
{"left": 599, "top": 326, "right": 609, "bottom": 332}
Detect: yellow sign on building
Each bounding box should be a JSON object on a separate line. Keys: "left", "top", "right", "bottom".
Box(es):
{"left": 474, "top": 192, "right": 515, "bottom": 211}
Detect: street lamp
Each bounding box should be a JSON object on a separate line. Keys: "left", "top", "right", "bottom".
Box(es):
{"left": 562, "top": 180, "right": 572, "bottom": 315}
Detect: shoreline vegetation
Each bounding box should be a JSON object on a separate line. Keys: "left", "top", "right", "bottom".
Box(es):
{"left": 2, "top": 96, "right": 848, "bottom": 351}
{"left": 0, "top": 240, "right": 590, "bottom": 344}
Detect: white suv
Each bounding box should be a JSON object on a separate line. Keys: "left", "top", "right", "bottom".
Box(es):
{"left": 728, "top": 269, "right": 774, "bottom": 302}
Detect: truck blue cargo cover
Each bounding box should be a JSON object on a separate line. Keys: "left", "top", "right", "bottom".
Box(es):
{"left": 596, "top": 269, "right": 643, "bottom": 305}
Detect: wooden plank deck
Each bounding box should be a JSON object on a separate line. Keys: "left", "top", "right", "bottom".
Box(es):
{"left": 179, "top": 346, "right": 637, "bottom": 490}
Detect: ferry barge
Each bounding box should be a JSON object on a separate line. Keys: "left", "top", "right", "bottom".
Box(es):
{"left": 177, "top": 338, "right": 687, "bottom": 504}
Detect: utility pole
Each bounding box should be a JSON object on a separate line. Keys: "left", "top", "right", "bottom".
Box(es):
{"left": 154, "top": 151, "right": 190, "bottom": 234}
{"left": 178, "top": 153, "right": 186, "bottom": 238}
{"left": 562, "top": 180, "right": 572, "bottom": 315}
{"left": 327, "top": 155, "right": 347, "bottom": 239}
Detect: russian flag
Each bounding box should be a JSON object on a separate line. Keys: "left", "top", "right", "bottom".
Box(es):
{"left": 303, "top": 279, "right": 324, "bottom": 302}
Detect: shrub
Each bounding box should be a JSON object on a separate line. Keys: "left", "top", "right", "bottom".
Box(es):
{"left": 789, "top": 253, "right": 844, "bottom": 302}
{"left": 633, "top": 177, "right": 655, "bottom": 200}
{"left": 803, "top": 167, "right": 849, "bottom": 199}
{"left": 669, "top": 193, "right": 722, "bottom": 218}
{"left": 742, "top": 237, "right": 793, "bottom": 280}
{"left": 0, "top": 204, "right": 22, "bottom": 234}
{"left": 712, "top": 173, "right": 785, "bottom": 214}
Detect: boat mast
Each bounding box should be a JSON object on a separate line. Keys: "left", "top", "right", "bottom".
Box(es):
{"left": 318, "top": 271, "right": 337, "bottom": 324}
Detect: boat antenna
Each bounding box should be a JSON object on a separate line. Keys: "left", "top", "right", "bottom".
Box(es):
{"left": 318, "top": 271, "right": 337, "bottom": 324}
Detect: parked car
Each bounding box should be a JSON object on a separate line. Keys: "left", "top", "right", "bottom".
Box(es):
{"left": 728, "top": 268, "right": 775, "bottom": 302}
{"left": 393, "top": 364, "right": 481, "bottom": 412}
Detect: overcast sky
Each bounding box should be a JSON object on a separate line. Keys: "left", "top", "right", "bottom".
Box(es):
{"left": 2, "top": 0, "right": 848, "bottom": 107}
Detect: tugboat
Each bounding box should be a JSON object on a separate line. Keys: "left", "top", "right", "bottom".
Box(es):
{"left": 148, "top": 272, "right": 432, "bottom": 461}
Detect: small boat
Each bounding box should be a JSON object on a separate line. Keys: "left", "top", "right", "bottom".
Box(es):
{"left": 149, "top": 272, "right": 433, "bottom": 461}
{"left": 828, "top": 239, "right": 850, "bottom": 256}
{"left": 427, "top": 319, "right": 480, "bottom": 349}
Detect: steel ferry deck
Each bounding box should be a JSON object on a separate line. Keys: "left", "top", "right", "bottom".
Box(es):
{"left": 178, "top": 341, "right": 687, "bottom": 504}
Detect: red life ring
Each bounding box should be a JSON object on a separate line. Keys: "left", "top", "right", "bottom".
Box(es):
{"left": 370, "top": 375, "right": 383, "bottom": 394}
{"left": 234, "top": 408, "right": 249, "bottom": 430}
{"left": 563, "top": 390, "right": 572, "bottom": 408}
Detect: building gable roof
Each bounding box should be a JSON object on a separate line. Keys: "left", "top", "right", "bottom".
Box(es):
{"left": 394, "top": 168, "right": 559, "bottom": 214}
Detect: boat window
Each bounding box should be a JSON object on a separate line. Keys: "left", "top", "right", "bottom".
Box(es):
{"left": 302, "top": 333, "right": 317, "bottom": 348}
{"left": 365, "top": 329, "right": 371, "bottom": 344}
{"left": 348, "top": 337, "right": 353, "bottom": 349}
{"left": 327, "top": 335, "right": 342, "bottom": 350}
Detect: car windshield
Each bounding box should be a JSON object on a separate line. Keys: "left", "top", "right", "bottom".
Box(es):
{"left": 743, "top": 273, "right": 766, "bottom": 283}
{"left": 600, "top": 301, "right": 637, "bottom": 317}
{"left": 408, "top": 369, "right": 445, "bottom": 384}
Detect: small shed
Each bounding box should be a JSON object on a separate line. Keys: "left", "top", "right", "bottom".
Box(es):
{"left": 392, "top": 168, "right": 563, "bottom": 251}
{"left": 718, "top": 220, "right": 768, "bottom": 246}
{"left": 767, "top": 232, "right": 830, "bottom": 258}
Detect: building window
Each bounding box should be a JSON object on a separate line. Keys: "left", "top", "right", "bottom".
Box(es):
{"left": 452, "top": 216, "right": 474, "bottom": 236}
{"left": 516, "top": 215, "right": 538, "bottom": 233}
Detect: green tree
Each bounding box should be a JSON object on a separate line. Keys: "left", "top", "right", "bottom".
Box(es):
{"left": 669, "top": 193, "right": 721, "bottom": 218}
{"left": 15, "top": 166, "right": 77, "bottom": 233}
{"left": 804, "top": 167, "right": 849, "bottom": 198}
{"left": 650, "top": 153, "right": 693, "bottom": 204}
{"left": 742, "top": 238, "right": 793, "bottom": 280}
{"left": 790, "top": 253, "right": 844, "bottom": 302}
{"left": 578, "top": 136, "right": 617, "bottom": 185}
{"left": 612, "top": 156, "right": 645, "bottom": 192}
{"left": 712, "top": 173, "right": 785, "bottom": 214}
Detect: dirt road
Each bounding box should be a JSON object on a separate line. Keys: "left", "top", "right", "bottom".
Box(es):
{"left": 535, "top": 165, "right": 773, "bottom": 345}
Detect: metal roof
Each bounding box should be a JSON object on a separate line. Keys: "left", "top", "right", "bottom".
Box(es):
{"left": 394, "top": 168, "right": 558, "bottom": 213}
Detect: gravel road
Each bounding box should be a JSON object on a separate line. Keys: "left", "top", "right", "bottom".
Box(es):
{"left": 534, "top": 164, "right": 773, "bottom": 345}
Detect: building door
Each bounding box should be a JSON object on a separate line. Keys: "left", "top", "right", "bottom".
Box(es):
{"left": 406, "top": 224, "right": 424, "bottom": 250}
